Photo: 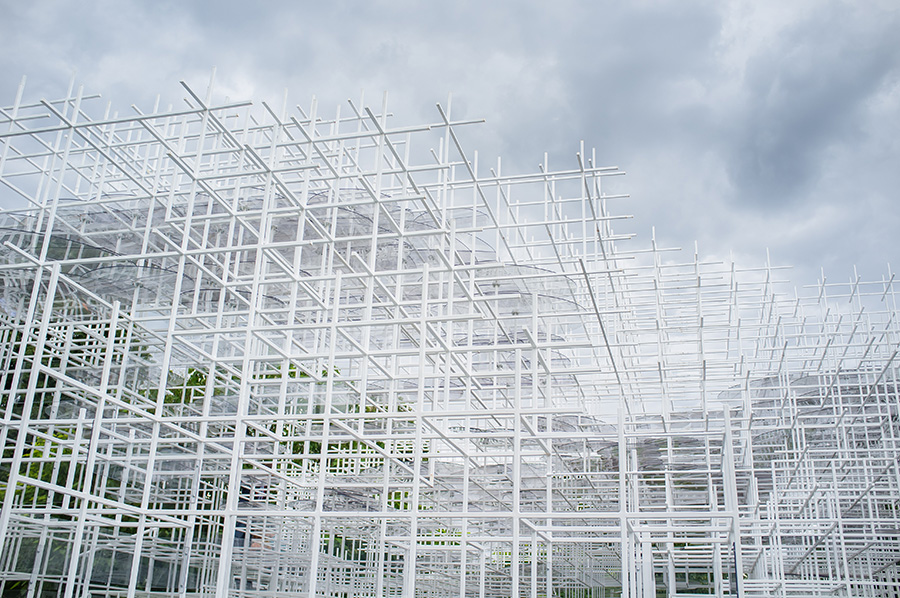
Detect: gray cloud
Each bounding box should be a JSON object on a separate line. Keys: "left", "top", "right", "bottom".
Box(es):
{"left": 725, "top": 3, "right": 900, "bottom": 206}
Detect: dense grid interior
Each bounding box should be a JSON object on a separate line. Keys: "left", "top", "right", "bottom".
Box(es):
{"left": 1, "top": 81, "right": 899, "bottom": 597}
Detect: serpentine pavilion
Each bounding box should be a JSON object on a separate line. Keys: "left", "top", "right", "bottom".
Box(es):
{"left": 1, "top": 79, "right": 899, "bottom": 598}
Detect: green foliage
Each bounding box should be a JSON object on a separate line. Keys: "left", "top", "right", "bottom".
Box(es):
{"left": 259, "top": 363, "right": 302, "bottom": 380}
{"left": 320, "top": 531, "right": 374, "bottom": 564}
{"left": 0, "top": 324, "right": 118, "bottom": 505}
{"left": 144, "top": 367, "right": 215, "bottom": 407}
{"left": 0, "top": 429, "right": 82, "bottom": 505}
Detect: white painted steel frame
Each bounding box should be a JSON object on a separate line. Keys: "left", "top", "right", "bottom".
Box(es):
{"left": 0, "top": 78, "right": 898, "bottom": 598}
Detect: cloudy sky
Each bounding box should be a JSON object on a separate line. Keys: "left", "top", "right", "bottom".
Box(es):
{"left": 2, "top": 0, "right": 898, "bottom": 289}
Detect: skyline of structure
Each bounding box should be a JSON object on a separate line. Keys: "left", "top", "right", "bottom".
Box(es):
{"left": 0, "top": 80, "right": 899, "bottom": 597}
{"left": 5, "top": 1, "right": 900, "bottom": 291}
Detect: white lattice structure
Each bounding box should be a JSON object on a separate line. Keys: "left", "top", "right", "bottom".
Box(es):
{"left": 1, "top": 79, "right": 899, "bottom": 598}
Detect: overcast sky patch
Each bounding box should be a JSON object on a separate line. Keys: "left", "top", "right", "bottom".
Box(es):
{"left": 2, "top": 0, "right": 898, "bottom": 288}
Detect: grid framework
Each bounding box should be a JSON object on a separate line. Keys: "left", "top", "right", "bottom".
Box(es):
{"left": 0, "top": 79, "right": 899, "bottom": 598}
